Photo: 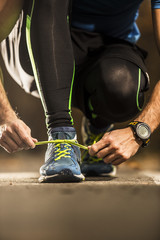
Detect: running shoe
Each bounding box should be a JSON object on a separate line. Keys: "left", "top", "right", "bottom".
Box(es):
{"left": 81, "top": 117, "right": 116, "bottom": 176}
{"left": 39, "top": 127, "right": 85, "bottom": 183}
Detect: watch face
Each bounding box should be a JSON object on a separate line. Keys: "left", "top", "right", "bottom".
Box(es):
{"left": 136, "top": 124, "right": 151, "bottom": 140}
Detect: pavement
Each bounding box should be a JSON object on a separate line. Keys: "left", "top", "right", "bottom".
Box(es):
{"left": 0, "top": 156, "right": 160, "bottom": 240}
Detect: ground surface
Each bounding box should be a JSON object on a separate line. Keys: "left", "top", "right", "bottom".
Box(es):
{"left": 0, "top": 156, "right": 160, "bottom": 240}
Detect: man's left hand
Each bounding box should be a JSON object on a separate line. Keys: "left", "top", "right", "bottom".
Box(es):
{"left": 88, "top": 127, "right": 142, "bottom": 165}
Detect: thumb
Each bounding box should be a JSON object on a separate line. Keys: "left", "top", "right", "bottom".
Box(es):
{"left": 88, "top": 144, "right": 97, "bottom": 156}
{"left": 32, "top": 137, "right": 38, "bottom": 143}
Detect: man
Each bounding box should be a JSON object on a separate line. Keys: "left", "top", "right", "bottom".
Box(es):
{"left": 0, "top": 0, "right": 160, "bottom": 181}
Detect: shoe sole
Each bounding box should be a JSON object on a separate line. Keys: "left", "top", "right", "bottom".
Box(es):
{"left": 38, "top": 169, "right": 85, "bottom": 183}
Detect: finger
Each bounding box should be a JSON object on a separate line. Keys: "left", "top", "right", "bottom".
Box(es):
{"left": 0, "top": 142, "right": 12, "bottom": 153}
{"left": 15, "top": 127, "right": 36, "bottom": 149}
{"left": 103, "top": 152, "right": 119, "bottom": 164}
{"left": 4, "top": 135, "right": 20, "bottom": 152}
{"left": 32, "top": 137, "right": 38, "bottom": 143}
{"left": 0, "top": 134, "right": 20, "bottom": 153}
{"left": 22, "top": 138, "right": 35, "bottom": 150}
{"left": 89, "top": 140, "right": 110, "bottom": 156}
{"left": 7, "top": 130, "right": 26, "bottom": 148}
{"left": 2, "top": 124, "right": 26, "bottom": 149}
{"left": 96, "top": 146, "right": 114, "bottom": 159}
{"left": 112, "top": 158, "right": 125, "bottom": 166}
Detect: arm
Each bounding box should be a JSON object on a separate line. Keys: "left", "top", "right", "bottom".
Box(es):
{"left": 0, "top": 0, "right": 23, "bottom": 42}
{"left": 135, "top": 8, "right": 160, "bottom": 131}
{"left": 0, "top": 67, "right": 37, "bottom": 153}
{"left": 88, "top": 9, "right": 160, "bottom": 165}
{"left": 89, "top": 81, "right": 160, "bottom": 165}
{"left": 152, "top": 8, "right": 160, "bottom": 54}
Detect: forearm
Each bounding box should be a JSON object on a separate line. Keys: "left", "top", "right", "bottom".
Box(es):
{"left": 152, "top": 9, "right": 160, "bottom": 54}
{"left": 146, "top": 9, "right": 160, "bottom": 131}
{"left": 135, "top": 80, "right": 160, "bottom": 132}
{"left": 0, "top": 67, "right": 17, "bottom": 124}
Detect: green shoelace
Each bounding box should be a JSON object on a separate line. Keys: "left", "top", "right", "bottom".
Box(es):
{"left": 82, "top": 132, "right": 103, "bottom": 163}
{"left": 35, "top": 139, "right": 88, "bottom": 151}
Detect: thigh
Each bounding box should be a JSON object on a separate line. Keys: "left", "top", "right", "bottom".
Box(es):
{"left": 71, "top": 28, "right": 106, "bottom": 110}
{"left": 0, "top": 1, "right": 38, "bottom": 97}
{"left": 85, "top": 42, "right": 149, "bottom": 94}
{"left": 71, "top": 27, "right": 105, "bottom": 67}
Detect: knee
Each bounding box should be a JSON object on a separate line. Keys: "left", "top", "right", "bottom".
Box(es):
{"left": 95, "top": 59, "right": 146, "bottom": 121}
{"left": 100, "top": 59, "right": 136, "bottom": 97}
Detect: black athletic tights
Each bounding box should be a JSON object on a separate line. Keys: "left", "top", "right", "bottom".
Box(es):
{"left": 25, "top": 0, "right": 74, "bottom": 129}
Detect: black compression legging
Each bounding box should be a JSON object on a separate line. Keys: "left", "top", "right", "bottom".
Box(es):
{"left": 71, "top": 28, "right": 149, "bottom": 128}
{"left": 25, "top": 0, "right": 74, "bottom": 129}
{"left": 84, "top": 58, "right": 147, "bottom": 128}
{"left": 73, "top": 53, "right": 148, "bottom": 128}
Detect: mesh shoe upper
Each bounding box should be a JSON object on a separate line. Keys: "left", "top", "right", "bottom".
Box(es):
{"left": 81, "top": 117, "right": 114, "bottom": 163}
{"left": 81, "top": 117, "right": 116, "bottom": 176}
{"left": 40, "top": 127, "right": 82, "bottom": 177}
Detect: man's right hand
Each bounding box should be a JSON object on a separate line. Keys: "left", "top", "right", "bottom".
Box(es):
{"left": 0, "top": 118, "right": 38, "bottom": 153}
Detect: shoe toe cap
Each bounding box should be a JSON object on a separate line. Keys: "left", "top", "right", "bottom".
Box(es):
{"left": 40, "top": 161, "right": 81, "bottom": 176}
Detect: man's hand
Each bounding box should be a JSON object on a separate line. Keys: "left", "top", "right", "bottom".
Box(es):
{"left": 0, "top": 118, "right": 38, "bottom": 153}
{"left": 88, "top": 127, "right": 142, "bottom": 165}
{"left": 0, "top": 67, "right": 37, "bottom": 153}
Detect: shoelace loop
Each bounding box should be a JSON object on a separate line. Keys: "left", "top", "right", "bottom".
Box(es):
{"left": 82, "top": 132, "right": 104, "bottom": 163}
{"left": 87, "top": 132, "right": 103, "bottom": 146}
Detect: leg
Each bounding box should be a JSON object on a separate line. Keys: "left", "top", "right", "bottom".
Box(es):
{"left": 84, "top": 57, "right": 148, "bottom": 128}
{"left": 24, "top": 0, "right": 84, "bottom": 182}
{"left": 25, "top": 0, "right": 75, "bottom": 129}
{"left": 72, "top": 30, "right": 149, "bottom": 176}
{"left": 73, "top": 42, "right": 149, "bottom": 128}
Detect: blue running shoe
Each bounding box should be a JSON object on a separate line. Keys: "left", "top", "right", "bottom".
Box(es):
{"left": 81, "top": 117, "right": 116, "bottom": 177}
{"left": 39, "top": 127, "right": 85, "bottom": 183}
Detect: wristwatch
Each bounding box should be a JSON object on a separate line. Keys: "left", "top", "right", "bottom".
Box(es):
{"left": 128, "top": 121, "right": 151, "bottom": 147}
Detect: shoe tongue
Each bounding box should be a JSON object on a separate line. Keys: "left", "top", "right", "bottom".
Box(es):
{"left": 50, "top": 131, "right": 76, "bottom": 140}
{"left": 49, "top": 127, "right": 76, "bottom": 140}
{"left": 55, "top": 132, "right": 75, "bottom": 140}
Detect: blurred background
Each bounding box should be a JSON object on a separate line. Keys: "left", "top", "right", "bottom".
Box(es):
{"left": 0, "top": 0, "right": 160, "bottom": 172}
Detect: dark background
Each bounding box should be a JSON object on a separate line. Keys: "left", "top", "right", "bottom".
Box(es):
{"left": 0, "top": 0, "right": 160, "bottom": 171}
